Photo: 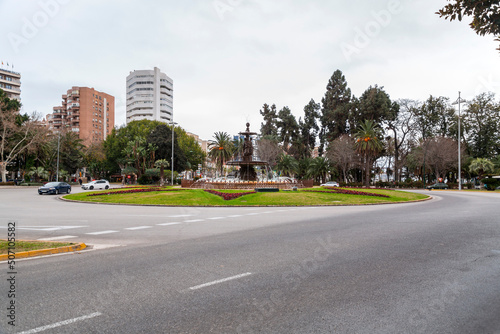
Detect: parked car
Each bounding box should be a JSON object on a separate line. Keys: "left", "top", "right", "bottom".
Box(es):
{"left": 38, "top": 182, "right": 72, "bottom": 195}
{"left": 426, "top": 182, "right": 449, "bottom": 190}
{"left": 81, "top": 179, "right": 110, "bottom": 190}
{"left": 320, "top": 181, "right": 340, "bottom": 187}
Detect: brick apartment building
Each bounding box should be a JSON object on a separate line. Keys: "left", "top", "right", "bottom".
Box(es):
{"left": 47, "top": 87, "right": 115, "bottom": 146}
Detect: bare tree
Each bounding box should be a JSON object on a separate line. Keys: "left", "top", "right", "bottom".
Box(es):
{"left": 256, "top": 137, "right": 283, "bottom": 170}
{"left": 0, "top": 92, "right": 48, "bottom": 182}
{"left": 387, "top": 99, "right": 419, "bottom": 182}
{"left": 326, "top": 134, "right": 357, "bottom": 183}
{"left": 419, "top": 136, "right": 464, "bottom": 181}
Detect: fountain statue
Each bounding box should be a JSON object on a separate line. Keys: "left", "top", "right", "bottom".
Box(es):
{"left": 227, "top": 122, "right": 267, "bottom": 181}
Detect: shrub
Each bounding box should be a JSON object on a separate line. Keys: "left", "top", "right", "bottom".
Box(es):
{"left": 482, "top": 178, "right": 500, "bottom": 190}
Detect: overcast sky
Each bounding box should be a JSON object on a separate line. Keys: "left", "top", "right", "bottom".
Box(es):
{"left": 1, "top": 0, "right": 499, "bottom": 140}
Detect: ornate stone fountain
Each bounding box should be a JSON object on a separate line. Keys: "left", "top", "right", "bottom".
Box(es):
{"left": 226, "top": 122, "right": 267, "bottom": 181}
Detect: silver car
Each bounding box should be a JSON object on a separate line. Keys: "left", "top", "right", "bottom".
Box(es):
{"left": 81, "top": 179, "right": 110, "bottom": 190}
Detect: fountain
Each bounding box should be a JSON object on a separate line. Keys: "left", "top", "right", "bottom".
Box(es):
{"left": 226, "top": 122, "right": 268, "bottom": 181}
{"left": 187, "top": 122, "right": 305, "bottom": 190}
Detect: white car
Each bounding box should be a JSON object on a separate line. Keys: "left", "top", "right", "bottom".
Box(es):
{"left": 320, "top": 181, "right": 339, "bottom": 187}
{"left": 81, "top": 179, "right": 110, "bottom": 190}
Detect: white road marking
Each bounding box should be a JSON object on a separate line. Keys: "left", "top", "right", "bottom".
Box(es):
{"left": 0, "top": 226, "right": 88, "bottom": 231}
{"left": 85, "top": 230, "right": 119, "bottom": 235}
{"left": 184, "top": 219, "right": 204, "bottom": 223}
{"left": 169, "top": 214, "right": 193, "bottom": 218}
{"left": 125, "top": 226, "right": 152, "bottom": 230}
{"left": 227, "top": 215, "right": 242, "bottom": 218}
{"left": 207, "top": 217, "right": 225, "bottom": 220}
{"left": 156, "top": 223, "right": 180, "bottom": 226}
{"left": 37, "top": 236, "right": 78, "bottom": 241}
{"left": 17, "top": 312, "right": 102, "bottom": 334}
{"left": 246, "top": 213, "right": 260, "bottom": 216}
{"left": 188, "top": 272, "right": 253, "bottom": 291}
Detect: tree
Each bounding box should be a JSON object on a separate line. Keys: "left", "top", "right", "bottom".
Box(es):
{"left": 320, "top": 70, "right": 352, "bottom": 153}
{"left": 260, "top": 103, "right": 278, "bottom": 137}
{"left": 351, "top": 85, "right": 396, "bottom": 130}
{"left": 0, "top": 89, "right": 48, "bottom": 182}
{"left": 355, "top": 120, "right": 384, "bottom": 186}
{"left": 208, "top": 131, "right": 234, "bottom": 175}
{"left": 387, "top": 99, "right": 418, "bottom": 182}
{"left": 154, "top": 159, "right": 170, "bottom": 186}
{"left": 462, "top": 93, "right": 500, "bottom": 158}
{"left": 122, "top": 136, "right": 157, "bottom": 177}
{"left": 276, "top": 106, "right": 299, "bottom": 154}
{"left": 308, "top": 156, "right": 330, "bottom": 184}
{"left": 421, "top": 136, "right": 462, "bottom": 181}
{"left": 147, "top": 124, "right": 188, "bottom": 172}
{"left": 28, "top": 166, "right": 48, "bottom": 182}
{"left": 276, "top": 153, "right": 298, "bottom": 177}
{"left": 256, "top": 136, "right": 282, "bottom": 171}
{"left": 469, "top": 157, "right": 495, "bottom": 180}
{"left": 326, "top": 134, "right": 357, "bottom": 183}
{"left": 298, "top": 99, "right": 320, "bottom": 159}
{"left": 437, "top": 1, "right": 500, "bottom": 51}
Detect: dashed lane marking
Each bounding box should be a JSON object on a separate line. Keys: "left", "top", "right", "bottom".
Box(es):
{"left": 17, "top": 312, "right": 102, "bottom": 334}
{"left": 124, "top": 226, "right": 153, "bottom": 230}
{"left": 85, "top": 230, "right": 119, "bottom": 235}
{"left": 188, "top": 272, "right": 253, "bottom": 291}
{"left": 184, "top": 219, "right": 204, "bottom": 223}
{"left": 156, "top": 223, "right": 180, "bottom": 226}
{"left": 37, "top": 236, "right": 78, "bottom": 241}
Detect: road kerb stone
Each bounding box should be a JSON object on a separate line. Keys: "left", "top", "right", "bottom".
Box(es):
{"left": 0, "top": 242, "right": 87, "bottom": 261}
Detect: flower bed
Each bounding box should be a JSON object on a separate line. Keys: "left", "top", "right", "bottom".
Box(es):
{"left": 87, "top": 188, "right": 182, "bottom": 197}
{"left": 204, "top": 189, "right": 256, "bottom": 200}
{"left": 303, "top": 188, "right": 390, "bottom": 198}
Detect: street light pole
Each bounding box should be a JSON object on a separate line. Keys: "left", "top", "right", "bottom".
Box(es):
{"left": 171, "top": 120, "right": 177, "bottom": 186}
{"left": 56, "top": 131, "right": 61, "bottom": 182}
{"left": 453, "top": 92, "right": 466, "bottom": 191}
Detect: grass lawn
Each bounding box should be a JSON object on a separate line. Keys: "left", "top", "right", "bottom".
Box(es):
{"left": 63, "top": 187, "right": 428, "bottom": 206}
{"left": 0, "top": 240, "right": 75, "bottom": 255}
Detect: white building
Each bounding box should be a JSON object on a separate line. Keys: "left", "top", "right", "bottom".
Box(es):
{"left": 0, "top": 68, "right": 21, "bottom": 102}
{"left": 126, "top": 67, "right": 173, "bottom": 124}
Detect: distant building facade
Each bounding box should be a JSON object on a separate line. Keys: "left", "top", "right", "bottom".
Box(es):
{"left": 0, "top": 68, "right": 21, "bottom": 101}
{"left": 126, "top": 67, "right": 173, "bottom": 124}
{"left": 47, "top": 87, "right": 115, "bottom": 145}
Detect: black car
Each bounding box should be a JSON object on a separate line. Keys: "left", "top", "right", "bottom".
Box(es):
{"left": 38, "top": 182, "right": 72, "bottom": 195}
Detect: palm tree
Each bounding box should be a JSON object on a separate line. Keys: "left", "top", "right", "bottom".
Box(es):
{"left": 469, "top": 158, "right": 494, "bottom": 180}
{"left": 28, "top": 166, "right": 49, "bottom": 182}
{"left": 355, "top": 120, "right": 383, "bottom": 187}
{"left": 208, "top": 132, "right": 234, "bottom": 176}
{"left": 154, "top": 159, "right": 170, "bottom": 186}
{"left": 308, "top": 156, "right": 330, "bottom": 184}
{"left": 276, "top": 153, "right": 298, "bottom": 177}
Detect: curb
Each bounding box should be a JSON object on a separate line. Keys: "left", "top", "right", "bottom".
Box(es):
{"left": 0, "top": 242, "right": 87, "bottom": 261}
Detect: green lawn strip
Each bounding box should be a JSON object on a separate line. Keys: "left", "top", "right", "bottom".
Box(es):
{"left": 64, "top": 188, "right": 427, "bottom": 206}
{"left": 0, "top": 240, "right": 75, "bottom": 255}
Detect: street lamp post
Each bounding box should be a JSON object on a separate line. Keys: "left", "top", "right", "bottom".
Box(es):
{"left": 56, "top": 131, "right": 61, "bottom": 182}
{"left": 171, "top": 121, "right": 177, "bottom": 186}
{"left": 452, "top": 92, "right": 466, "bottom": 191}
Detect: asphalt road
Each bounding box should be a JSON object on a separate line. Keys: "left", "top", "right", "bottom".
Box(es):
{"left": 1, "top": 187, "right": 499, "bottom": 333}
